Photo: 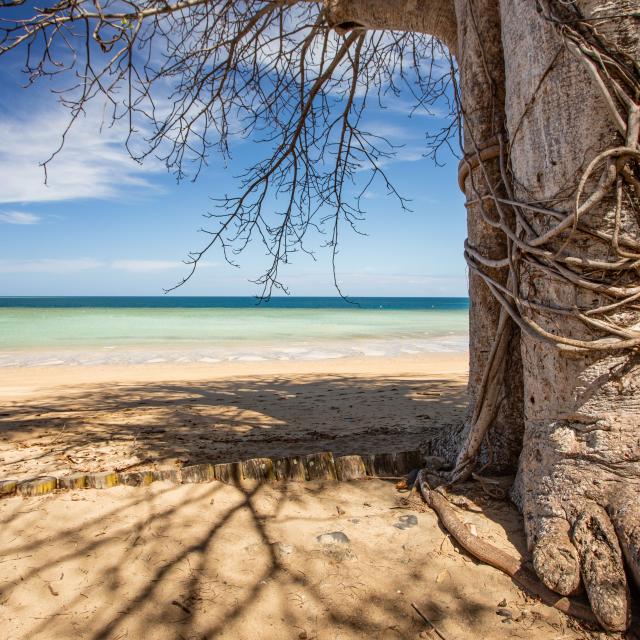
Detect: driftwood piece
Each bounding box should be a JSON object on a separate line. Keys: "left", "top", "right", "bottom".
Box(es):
{"left": 273, "top": 456, "right": 306, "bottom": 481}
{"left": 119, "top": 471, "right": 154, "bottom": 487}
{"left": 362, "top": 454, "right": 376, "bottom": 476}
{"left": 415, "top": 470, "right": 596, "bottom": 625}
{"left": 370, "top": 450, "right": 423, "bottom": 476}
{"left": 213, "top": 462, "right": 242, "bottom": 484}
{"left": 335, "top": 455, "right": 367, "bottom": 481}
{"left": 0, "top": 480, "right": 18, "bottom": 496}
{"left": 242, "top": 458, "right": 275, "bottom": 482}
{"left": 2, "top": 449, "right": 427, "bottom": 501}
{"left": 181, "top": 464, "right": 215, "bottom": 484}
{"left": 372, "top": 453, "right": 397, "bottom": 476}
{"left": 304, "top": 452, "right": 337, "bottom": 480}
{"left": 16, "top": 476, "right": 58, "bottom": 497}
{"left": 58, "top": 474, "right": 88, "bottom": 490}
{"left": 86, "top": 472, "right": 120, "bottom": 489}
{"left": 152, "top": 469, "right": 181, "bottom": 483}
{"left": 394, "top": 450, "right": 423, "bottom": 474}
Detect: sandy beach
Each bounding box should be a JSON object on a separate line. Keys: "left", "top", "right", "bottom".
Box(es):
{"left": 0, "top": 353, "right": 611, "bottom": 639}
{"left": 0, "top": 353, "right": 467, "bottom": 480}
{"left": 0, "top": 477, "right": 596, "bottom": 640}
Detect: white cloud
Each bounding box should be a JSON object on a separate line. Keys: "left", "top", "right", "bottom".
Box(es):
{"left": 0, "top": 258, "right": 219, "bottom": 274}
{"left": 0, "top": 105, "right": 164, "bottom": 204}
{"left": 362, "top": 121, "right": 415, "bottom": 141}
{"left": 0, "top": 258, "right": 104, "bottom": 273}
{"left": 384, "top": 101, "right": 450, "bottom": 119}
{"left": 111, "top": 260, "right": 188, "bottom": 273}
{"left": 111, "top": 259, "right": 219, "bottom": 272}
{"left": 0, "top": 210, "right": 41, "bottom": 224}
{"left": 355, "top": 145, "right": 426, "bottom": 173}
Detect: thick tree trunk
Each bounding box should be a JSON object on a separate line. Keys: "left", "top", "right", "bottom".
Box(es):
{"left": 453, "top": 0, "right": 524, "bottom": 474}
{"left": 500, "top": 0, "right": 640, "bottom": 632}
{"left": 423, "top": 0, "right": 525, "bottom": 475}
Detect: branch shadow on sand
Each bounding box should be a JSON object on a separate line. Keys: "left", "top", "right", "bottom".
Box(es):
{"left": 0, "top": 475, "right": 587, "bottom": 640}
{"left": 0, "top": 374, "right": 467, "bottom": 478}
{"left": 0, "top": 373, "right": 603, "bottom": 639}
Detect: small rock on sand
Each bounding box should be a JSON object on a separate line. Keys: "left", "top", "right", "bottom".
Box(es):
{"left": 394, "top": 514, "right": 418, "bottom": 530}
{"left": 316, "top": 531, "right": 350, "bottom": 545}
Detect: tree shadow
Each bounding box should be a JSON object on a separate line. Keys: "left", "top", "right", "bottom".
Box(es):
{"left": 0, "top": 374, "right": 467, "bottom": 479}
{"left": 0, "top": 478, "right": 585, "bottom": 640}
{"left": 0, "top": 373, "right": 617, "bottom": 637}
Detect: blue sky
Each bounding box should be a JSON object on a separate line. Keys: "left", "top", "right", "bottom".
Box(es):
{"left": 0, "top": 35, "right": 467, "bottom": 298}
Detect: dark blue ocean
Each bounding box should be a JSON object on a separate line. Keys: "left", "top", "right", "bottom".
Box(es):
{"left": 0, "top": 296, "right": 468, "bottom": 310}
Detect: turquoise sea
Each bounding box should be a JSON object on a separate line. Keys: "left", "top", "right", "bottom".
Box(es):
{"left": 0, "top": 297, "right": 469, "bottom": 367}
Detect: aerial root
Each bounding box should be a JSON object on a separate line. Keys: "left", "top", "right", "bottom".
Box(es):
{"left": 413, "top": 470, "right": 598, "bottom": 626}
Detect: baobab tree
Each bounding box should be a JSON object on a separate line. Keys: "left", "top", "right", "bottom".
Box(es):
{"left": 1, "top": 0, "right": 638, "bottom": 632}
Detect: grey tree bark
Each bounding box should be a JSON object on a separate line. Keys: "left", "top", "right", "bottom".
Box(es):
{"left": 451, "top": 0, "right": 525, "bottom": 476}
{"left": 500, "top": 0, "right": 640, "bottom": 631}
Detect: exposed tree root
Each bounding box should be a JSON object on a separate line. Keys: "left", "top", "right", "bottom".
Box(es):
{"left": 413, "top": 470, "right": 598, "bottom": 626}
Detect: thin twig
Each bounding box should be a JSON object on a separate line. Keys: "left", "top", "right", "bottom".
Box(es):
{"left": 411, "top": 601, "right": 450, "bottom": 640}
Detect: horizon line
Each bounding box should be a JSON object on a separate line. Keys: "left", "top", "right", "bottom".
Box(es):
{"left": 0, "top": 294, "right": 470, "bottom": 299}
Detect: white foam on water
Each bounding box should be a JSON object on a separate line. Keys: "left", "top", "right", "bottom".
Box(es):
{"left": 0, "top": 336, "right": 470, "bottom": 367}
{"left": 302, "top": 350, "right": 346, "bottom": 360}
{"left": 32, "top": 359, "right": 65, "bottom": 366}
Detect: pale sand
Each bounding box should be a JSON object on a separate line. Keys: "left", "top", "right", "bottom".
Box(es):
{"left": 0, "top": 353, "right": 468, "bottom": 480}
{"left": 0, "top": 354, "right": 599, "bottom": 639}
{"left": 0, "top": 480, "right": 592, "bottom": 640}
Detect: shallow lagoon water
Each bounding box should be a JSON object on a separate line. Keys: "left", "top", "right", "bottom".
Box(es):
{"left": 0, "top": 297, "right": 469, "bottom": 366}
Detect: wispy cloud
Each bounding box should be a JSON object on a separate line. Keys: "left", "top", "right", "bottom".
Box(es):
{"left": 0, "top": 210, "right": 41, "bottom": 224}
{"left": 362, "top": 121, "right": 416, "bottom": 141}
{"left": 384, "top": 101, "right": 450, "bottom": 119}
{"left": 0, "top": 258, "right": 219, "bottom": 274}
{"left": 355, "top": 145, "right": 426, "bottom": 173}
{"left": 0, "top": 258, "right": 104, "bottom": 273}
{"left": 111, "top": 259, "right": 219, "bottom": 272}
{"left": 111, "top": 260, "right": 190, "bottom": 273}
{"left": 0, "top": 104, "right": 164, "bottom": 204}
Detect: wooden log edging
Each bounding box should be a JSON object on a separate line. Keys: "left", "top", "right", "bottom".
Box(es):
{"left": 0, "top": 449, "right": 423, "bottom": 499}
